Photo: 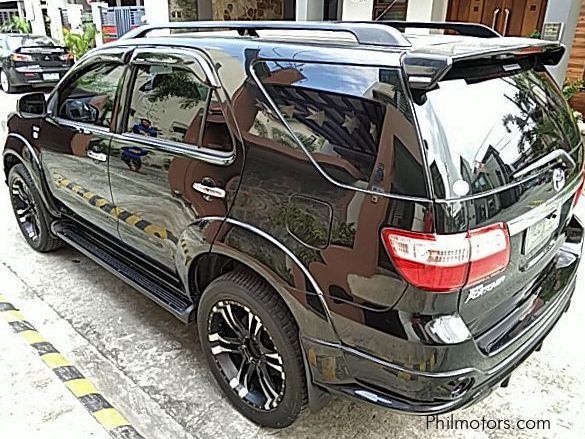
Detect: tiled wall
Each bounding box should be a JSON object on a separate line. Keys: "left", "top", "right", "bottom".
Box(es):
{"left": 212, "top": 0, "right": 284, "bottom": 20}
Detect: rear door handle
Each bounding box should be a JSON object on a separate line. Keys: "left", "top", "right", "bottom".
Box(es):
{"left": 193, "top": 182, "right": 226, "bottom": 200}
{"left": 76, "top": 126, "right": 93, "bottom": 135}
{"left": 87, "top": 150, "right": 107, "bottom": 162}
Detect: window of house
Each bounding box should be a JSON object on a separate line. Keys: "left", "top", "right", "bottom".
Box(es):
{"left": 58, "top": 63, "right": 125, "bottom": 128}
{"left": 251, "top": 61, "right": 427, "bottom": 197}
{"left": 372, "top": 0, "right": 408, "bottom": 21}
{"left": 125, "top": 64, "right": 232, "bottom": 152}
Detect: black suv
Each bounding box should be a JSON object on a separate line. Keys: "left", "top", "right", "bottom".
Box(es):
{"left": 3, "top": 21, "right": 584, "bottom": 428}
{"left": 0, "top": 34, "right": 74, "bottom": 93}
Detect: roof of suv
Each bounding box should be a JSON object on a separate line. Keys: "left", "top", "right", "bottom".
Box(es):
{"left": 99, "top": 21, "right": 565, "bottom": 91}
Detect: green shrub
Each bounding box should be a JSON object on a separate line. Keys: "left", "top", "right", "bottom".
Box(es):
{"left": 0, "top": 16, "right": 32, "bottom": 33}
{"left": 563, "top": 79, "right": 584, "bottom": 102}
{"left": 63, "top": 23, "right": 98, "bottom": 60}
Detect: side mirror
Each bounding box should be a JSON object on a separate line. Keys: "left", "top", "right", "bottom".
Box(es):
{"left": 17, "top": 93, "right": 47, "bottom": 117}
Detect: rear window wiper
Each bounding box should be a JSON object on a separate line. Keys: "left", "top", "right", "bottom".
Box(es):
{"left": 513, "top": 149, "right": 576, "bottom": 179}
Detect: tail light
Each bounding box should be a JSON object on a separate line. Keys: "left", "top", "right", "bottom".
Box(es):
{"left": 381, "top": 223, "right": 510, "bottom": 292}
{"left": 59, "top": 51, "right": 74, "bottom": 61}
{"left": 11, "top": 53, "right": 33, "bottom": 62}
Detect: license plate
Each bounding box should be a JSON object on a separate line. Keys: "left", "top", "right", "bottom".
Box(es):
{"left": 524, "top": 208, "right": 561, "bottom": 255}
{"left": 42, "top": 73, "right": 59, "bottom": 81}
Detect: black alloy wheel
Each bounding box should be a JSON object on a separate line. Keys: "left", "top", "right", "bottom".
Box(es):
{"left": 208, "top": 299, "right": 286, "bottom": 411}
{"left": 10, "top": 173, "right": 42, "bottom": 244}
{"left": 8, "top": 164, "right": 63, "bottom": 252}
{"left": 198, "top": 271, "right": 307, "bottom": 428}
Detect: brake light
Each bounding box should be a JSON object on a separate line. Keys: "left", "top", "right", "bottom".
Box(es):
{"left": 381, "top": 223, "right": 510, "bottom": 292}
{"left": 59, "top": 51, "right": 74, "bottom": 61}
{"left": 11, "top": 53, "right": 32, "bottom": 62}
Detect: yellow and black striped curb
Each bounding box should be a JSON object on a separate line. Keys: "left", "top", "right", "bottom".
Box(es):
{"left": 53, "top": 173, "right": 179, "bottom": 245}
{"left": 0, "top": 294, "right": 145, "bottom": 439}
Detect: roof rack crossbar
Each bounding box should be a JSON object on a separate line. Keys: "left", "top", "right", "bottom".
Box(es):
{"left": 372, "top": 21, "right": 501, "bottom": 38}
{"left": 120, "top": 21, "right": 412, "bottom": 47}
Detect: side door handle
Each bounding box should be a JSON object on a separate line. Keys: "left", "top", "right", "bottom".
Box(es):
{"left": 87, "top": 149, "right": 107, "bottom": 162}
{"left": 75, "top": 126, "right": 93, "bottom": 135}
{"left": 193, "top": 181, "right": 226, "bottom": 201}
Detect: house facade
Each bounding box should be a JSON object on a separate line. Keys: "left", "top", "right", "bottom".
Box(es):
{"left": 2, "top": 0, "right": 582, "bottom": 84}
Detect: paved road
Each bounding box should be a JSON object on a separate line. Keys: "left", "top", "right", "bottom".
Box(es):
{"left": 1, "top": 90, "right": 584, "bottom": 439}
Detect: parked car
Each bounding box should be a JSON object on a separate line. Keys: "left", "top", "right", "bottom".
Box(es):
{"left": 3, "top": 21, "right": 584, "bottom": 428}
{"left": 0, "top": 33, "right": 73, "bottom": 93}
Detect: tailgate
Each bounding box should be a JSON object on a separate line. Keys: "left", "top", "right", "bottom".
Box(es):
{"left": 413, "top": 54, "right": 584, "bottom": 353}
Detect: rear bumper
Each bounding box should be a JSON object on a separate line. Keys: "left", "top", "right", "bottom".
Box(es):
{"left": 5, "top": 66, "right": 70, "bottom": 87}
{"left": 304, "top": 275, "right": 575, "bottom": 414}
{"left": 302, "top": 216, "right": 582, "bottom": 414}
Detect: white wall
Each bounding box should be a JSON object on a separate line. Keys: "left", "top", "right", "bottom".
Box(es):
{"left": 23, "top": 0, "right": 45, "bottom": 35}
{"left": 297, "top": 0, "right": 324, "bottom": 20}
{"left": 46, "top": 0, "right": 66, "bottom": 43}
{"left": 543, "top": 0, "right": 581, "bottom": 85}
{"left": 431, "top": 0, "right": 449, "bottom": 21}
{"left": 91, "top": 2, "right": 108, "bottom": 47}
{"left": 341, "top": 0, "right": 374, "bottom": 21}
{"left": 65, "top": 3, "right": 83, "bottom": 32}
{"left": 143, "top": 0, "right": 170, "bottom": 25}
{"left": 405, "top": 0, "right": 434, "bottom": 21}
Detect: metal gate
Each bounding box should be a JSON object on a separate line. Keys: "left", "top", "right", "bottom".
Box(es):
{"left": 0, "top": 8, "right": 18, "bottom": 25}
{"left": 100, "top": 6, "right": 145, "bottom": 42}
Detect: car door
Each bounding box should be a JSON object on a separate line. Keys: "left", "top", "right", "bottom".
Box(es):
{"left": 108, "top": 47, "right": 241, "bottom": 271}
{"left": 41, "top": 51, "right": 128, "bottom": 237}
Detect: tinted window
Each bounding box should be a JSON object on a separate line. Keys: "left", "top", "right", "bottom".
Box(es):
{"left": 415, "top": 68, "right": 582, "bottom": 198}
{"left": 126, "top": 64, "right": 230, "bottom": 151}
{"left": 253, "top": 61, "right": 426, "bottom": 197}
{"left": 7, "top": 36, "right": 56, "bottom": 50}
{"left": 58, "top": 63, "right": 125, "bottom": 128}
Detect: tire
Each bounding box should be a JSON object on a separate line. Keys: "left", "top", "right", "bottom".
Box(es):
{"left": 0, "top": 69, "right": 16, "bottom": 94}
{"left": 197, "top": 270, "right": 307, "bottom": 428}
{"left": 8, "top": 164, "right": 64, "bottom": 252}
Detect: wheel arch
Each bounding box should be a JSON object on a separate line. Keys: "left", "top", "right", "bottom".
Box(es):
{"left": 186, "top": 238, "right": 336, "bottom": 414}
{"left": 3, "top": 134, "right": 61, "bottom": 217}
{"left": 178, "top": 218, "right": 339, "bottom": 343}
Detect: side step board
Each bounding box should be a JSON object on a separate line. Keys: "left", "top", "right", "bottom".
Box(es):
{"left": 51, "top": 221, "right": 195, "bottom": 323}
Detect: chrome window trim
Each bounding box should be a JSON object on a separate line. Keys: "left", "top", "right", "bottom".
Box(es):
{"left": 110, "top": 132, "right": 235, "bottom": 166}
{"left": 53, "top": 116, "right": 112, "bottom": 134}
{"left": 249, "top": 58, "right": 433, "bottom": 203}
{"left": 130, "top": 46, "right": 221, "bottom": 88}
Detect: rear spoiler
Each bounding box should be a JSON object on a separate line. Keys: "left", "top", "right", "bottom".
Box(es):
{"left": 403, "top": 39, "right": 565, "bottom": 89}
{"left": 16, "top": 45, "right": 66, "bottom": 54}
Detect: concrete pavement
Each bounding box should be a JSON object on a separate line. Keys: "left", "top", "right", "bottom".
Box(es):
{"left": 1, "top": 90, "right": 585, "bottom": 438}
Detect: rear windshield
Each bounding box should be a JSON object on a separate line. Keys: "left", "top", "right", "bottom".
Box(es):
{"left": 7, "top": 36, "right": 56, "bottom": 51}
{"left": 415, "top": 68, "right": 582, "bottom": 199}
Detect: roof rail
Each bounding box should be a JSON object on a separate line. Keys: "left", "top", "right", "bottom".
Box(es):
{"left": 120, "top": 20, "right": 411, "bottom": 47}
{"left": 372, "top": 21, "right": 500, "bottom": 38}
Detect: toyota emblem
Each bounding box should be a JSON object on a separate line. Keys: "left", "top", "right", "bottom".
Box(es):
{"left": 552, "top": 168, "right": 566, "bottom": 192}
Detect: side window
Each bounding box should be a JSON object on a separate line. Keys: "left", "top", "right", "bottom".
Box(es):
{"left": 125, "top": 63, "right": 232, "bottom": 151}
{"left": 250, "top": 61, "right": 427, "bottom": 197}
{"left": 58, "top": 63, "right": 125, "bottom": 128}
